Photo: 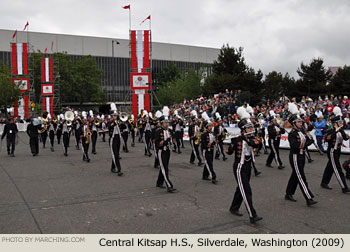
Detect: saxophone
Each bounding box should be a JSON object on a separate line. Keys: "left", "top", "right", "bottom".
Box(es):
{"left": 194, "top": 120, "right": 204, "bottom": 145}
{"left": 86, "top": 124, "right": 92, "bottom": 144}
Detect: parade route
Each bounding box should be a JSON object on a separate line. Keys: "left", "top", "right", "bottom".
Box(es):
{"left": 0, "top": 132, "right": 349, "bottom": 234}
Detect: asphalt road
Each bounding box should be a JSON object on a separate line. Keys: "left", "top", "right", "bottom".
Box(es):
{"left": 0, "top": 132, "right": 349, "bottom": 234}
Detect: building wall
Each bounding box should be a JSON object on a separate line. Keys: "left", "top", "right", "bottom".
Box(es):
{"left": 0, "top": 29, "right": 219, "bottom": 104}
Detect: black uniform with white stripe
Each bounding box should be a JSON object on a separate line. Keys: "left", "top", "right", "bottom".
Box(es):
{"left": 62, "top": 121, "right": 70, "bottom": 156}
{"left": 143, "top": 119, "right": 152, "bottom": 156}
{"left": 155, "top": 123, "right": 176, "bottom": 192}
{"left": 214, "top": 122, "right": 227, "bottom": 160}
{"left": 48, "top": 121, "right": 57, "bottom": 152}
{"left": 226, "top": 132, "right": 261, "bottom": 222}
{"left": 109, "top": 120, "right": 122, "bottom": 175}
{"left": 90, "top": 120, "right": 99, "bottom": 154}
{"left": 188, "top": 120, "right": 202, "bottom": 165}
{"left": 1, "top": 120, "right": 18, "bottom": 156}
{"left": 266, "top": 121, "right": 285, "bottom": 168}
{"left": 80, "top": 122, "right": 90, "bottom": 162}
{"left": 321, "top": 126, "right": 350, "bottom": 193}
{"left": 286, "top": 128, "right": 315, "bottom": 201}
{"left": 200, "top": 126, "right": 217, "bottom": 183}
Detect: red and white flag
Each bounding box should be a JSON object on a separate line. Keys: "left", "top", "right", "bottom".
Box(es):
{"left": 41, "top": 57, "right": 53, "bottom": 83}
{"left": 122, "top": 4, "right": 130, "bottom": 9}
{"left": 23, "top": 21, "right": 29, "bottom": 31}
{"left": 140, "top": 15, "right": 151, "bottom": 25}
{"left": 12, "top": 30, "right": 17, "bottom": 40}
{"left": 11, "top": 43, "right": 28, "bottom": 75}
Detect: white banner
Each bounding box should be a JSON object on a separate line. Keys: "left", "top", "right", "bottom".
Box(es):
{"left": 182, "top": 126, "right": 350, "bottom": 154}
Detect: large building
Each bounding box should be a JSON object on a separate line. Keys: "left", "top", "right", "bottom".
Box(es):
{"left": 0, "top": 29, "right": 219, "bottom": 110}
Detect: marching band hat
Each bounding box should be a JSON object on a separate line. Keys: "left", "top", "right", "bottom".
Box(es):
{"left": 330, "top": 115, "right": 342, "bottom": 123}
{"left": 288, "top": 114, "right": 302, "bottom": 124}
{"left": 238, "top": 118, "right": 253, "bottom": 129}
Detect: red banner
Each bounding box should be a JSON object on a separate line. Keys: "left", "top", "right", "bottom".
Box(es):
{"left": 22, "top": 43, "right": 28, "bottom": 75}
{"left": 143, "top": 30, "right": 150, "bottom": 71}
{"left": 11, "top": 43, "right": 17, "bottom": 75}
{"left": 24, "top": 95, "right": 29, "bottom": 118}
{"left": 144, "top": 94, "right": 150, "bottom": 112}
{"left": 130, "top": 30, "right": 137, "bottom": 70}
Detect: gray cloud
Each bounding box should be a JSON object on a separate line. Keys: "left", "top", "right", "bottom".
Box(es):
{"left": 1, "top": 0, "right": 350, "bottom": 78}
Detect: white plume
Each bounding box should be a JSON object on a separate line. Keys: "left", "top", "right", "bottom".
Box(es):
{"left": 246, "top": 105, "right": 254, "bottom": 115}
{"left": 162, "top": 106, "right": 169, "bottom": 119}
{"left": 215, "top": 112, "right": 221, "bottom": 120}
{"left": 110, "top": 103, "right": 117, "bottom": 113}
{"left": 288, "top": 103, "right": 299, "bottom": 115}
{"left": 190, "top": 110, "right": 198, "bottom": 119}
{"left": 201, "top": 111, "right": 211, "bottom": 122}
{"left": 89, "top": 110, "right": 93, "bottom": 117}
{"left": 333, "top": 106, "right": 342, "bottom": 117}
{"left": 237, "top": 106, "right": 250, "bottom": 119}
{"left": 155, "top": 110, "right": 163, "bottom": 118}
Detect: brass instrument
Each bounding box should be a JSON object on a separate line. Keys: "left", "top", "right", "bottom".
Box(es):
{"left": 86, "top": 124, "right": 92, "bottom": 144}
{"left": 93, "top": 119, "right": 100, "bottom": 126}
{"left": 64, "top": 111, "right": 74, "bottom": 127}
{"left": 120, "top": 112, "right": 129, "bottom": 122}
{"left": 38, "top": 122, "right": 48, "bottom": 134}
{"left": 38, "top": 112, "right": 49, "bottom": 133}
{"left": 194, "top": 120, "right": 204, "bottom": 145}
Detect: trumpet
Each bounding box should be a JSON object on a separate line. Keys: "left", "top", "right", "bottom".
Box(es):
{"left": 93, "top": 119, "right": 100, "bottom": 126}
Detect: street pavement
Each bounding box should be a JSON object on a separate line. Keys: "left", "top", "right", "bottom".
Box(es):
{"left": 0, "top": 132, "right": 350, "bottom": 234}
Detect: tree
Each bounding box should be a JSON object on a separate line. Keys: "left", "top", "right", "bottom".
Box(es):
{"left": 329, "top": 66, "right": 350, "bottom": 95}
{"left": 0, "top": 63, "right": 20, "bottom": 116}
{"left": 72, "top": 56, "right": 106, "bottom": 105}
{"left": 262, "top": 71, "right": 296, "bottom": 102}
{"left": 202, "top": 44, "right": 263, "bottom": 104}
{"left": 296, "top": 58, "right": 332, "bottom": 97}
{"left": 156, "top": 68, "right": 204, "bottom": 105}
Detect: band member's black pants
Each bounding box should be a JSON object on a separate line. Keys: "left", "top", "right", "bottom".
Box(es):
{"left": 91, "top": 131, "right": 97, "bottom": 153}
{"left": 266, "top": 139, "right": 283, "bottom": 166}
{"left": 63, "top": 132, "right": 69, "bottom": 154}
{"left": 215, "top": 139, "right": 226, "bottom": 159}
{"left": 6, "top": 136, "right": 16, "bottom": 154}
{"left": 29, "top": 136, "right": 39, "bottom": 155}
{"left": 122, "top": 132, "right": 129, "bottom": 152}
{"left": 156, "top": 148, "right": 174, "bottom": 189}
{"left": 41, "top": 132, "right": 48, "bottom": 148}
{"left": 202, "top": 148, "right": 216, "bottom": 179}
{"left": 49, "top": 131, "right": 55, "bottom": 148}
{"left": 286, "top": 153, "right": 314, "bottom": 200}
{"left": 190, "top": 139, "right": 202, "bottom": 163}
{"left": 144, "top": 131, "right": 151, "bottom": 155}
{"left": 81, "top": 137, "right": 90, "bottom": 161}
{"left": 175, "top": 131, "right": 182, "bottom": 153}
{"left": 56, "top": 130, "right": 62, "bottom": 144}
{"left": 110, "top": 135, "right": 121, "bottom": 172}
{"left": 322, "top": 148, "right": 348, "bottom": 189}
{"left": 230, "top": 158, "right": 257, "bottom": 218}
{"left": 75, "top": 130, "right": 80, "bottom": 149}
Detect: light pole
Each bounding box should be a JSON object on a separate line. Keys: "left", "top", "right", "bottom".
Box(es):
{"left": 112, "top": 40, "right": 120, "bottom": 102}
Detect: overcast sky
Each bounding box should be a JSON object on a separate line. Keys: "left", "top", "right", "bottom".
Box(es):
{"left": 1, "top": 0, "right": 350, "bottom": 78}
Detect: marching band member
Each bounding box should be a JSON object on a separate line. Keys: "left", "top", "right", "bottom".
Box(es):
{"left": 27, "top": 118, "right": 42, "bottom": 156}
{"left": 129, "top": 117, "right": 136, "bottom": 147}
{"left": 266, "top": 111, "right": 285, "bottom": 169}
{"left": 90, "top": 115, "right": 99, "bottom": 155}
{"left": 56, "top": 118, "right": 62, "bottom": 144}
{"left": 143, "top": 117, "right": 152, "bottom": 156}
{"left": 80, "top": 118, "right": 91, "bottom": 162}
{"left": 285, "top": 108, "right": 318, "bottom": 205}
{"left": 300, "top": 112, "right": 314, "bottom": 163}
{"left": 214, "top": 118, "right": 227, "bottom": 161}
{"left": 173, "top": 117, "right": 183, "bottom": 154}
{"left": 257, "top": 113, "right": 268, "bottom": 155}
{"left": 73, "top": 117, "right": 82, "bottom": 150}
{"left": 109, "top": 113, "right": 123, "bottom": 176}
{"left": 100, "top": 116, "right": 107, "bottom": 142}
{"left": 321, "top": 107, "right": 350, "bottom": 193}
{"left": 189, "top": 117, "right": 203, "bottom": 166}
{"left": 226, "top": 113, "right": 262, "bottom": 224}
{"left": 155, "top": 118, "right": 176, "bottom": 193}
{"left": 153, "top": 119, "right": 162, "bottom": 168}
{"left": 62, "top": 119, "right": 70, "bottom": 156}
{"left": 1, "top": 117, "right": 18, "bottom": 157}
{"left": 201, "top": 121, "right": 217, "bottom": 184}
{"left": 40, "top": 113, "right": 49, "bottom": 149}
{"left": 120, "top": 117, "right": 129, "bottom": 153}
{"left": 137, "top": 116, "right": 145, "bottom": 143}
{"left": 48, "top": 119, "right": 57, "bottom": 152}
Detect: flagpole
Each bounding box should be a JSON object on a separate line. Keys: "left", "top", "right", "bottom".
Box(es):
{"left": 129, "top": 8, "right": 131, "bottom": 31}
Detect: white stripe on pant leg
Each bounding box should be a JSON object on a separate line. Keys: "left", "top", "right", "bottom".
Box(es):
{"left": 110, "top": 136, "right": 117, "bottom": 168}
{"left": 158, "top": 149, "right": 171, "bottom": 188}
{"left": 236, "top": 163, "right": 253, "bottom": 217}
{"left": 202, "top": 149, "right": 212, "bottom": 178}
{"left": 271, "top": 140, "right": 280, "bottom": 166}
{"left": 330, "top": 149, "right": 345, "bottom": 188}
{"left": 190, "top": 139, "right": 198, "bottom": 161}
{"left": 143, "top": 134, "right": 148, "bottom": 153}
{"left": 293, "top": 154, "right": 312, "bottom": 199}
{"left": 305, "top": 149, "right": 310, "bottom": 160}
{"left": 81, "top": 141, "right": 87, "bottom": 159}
